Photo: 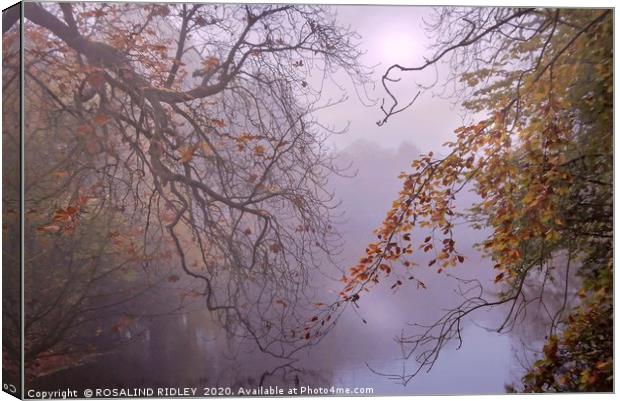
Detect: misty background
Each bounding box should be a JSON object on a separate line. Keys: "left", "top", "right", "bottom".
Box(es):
{"left": 29, "top": 5, "right": 557, "bottom": 395}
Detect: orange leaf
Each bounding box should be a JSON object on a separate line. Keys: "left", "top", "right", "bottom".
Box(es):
{"left": 378, "top": 263, "right": 391, "bottom": 274}
{"left": 254, "top": 145, "right": 265, "bottom": 157}
{"left": 76, "top": 125, "right": 93, "bottom": 136}
{"left": 179, "top": 145, "right": 196, "bottom": 163}
{"left": 87, "top": 72, "right": 105, "bottom": 89}
{"left": 93, "top": 114, "right": 109, "bottom": 126}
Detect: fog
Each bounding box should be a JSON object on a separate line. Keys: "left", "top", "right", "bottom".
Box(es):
{"left": 317, "top": 5, "right": 469, "bottom": 155}
{"left": 35, "top": 138, "right": 516, "bottom": 395}
{"left": 26, "top": 4, "right": 546, "bottom": 395}
{"left": 300, "top": 139, "right": 514, "bottom": 394}
{"left": 300, "top": 5, "right": 518, "bottom": 393}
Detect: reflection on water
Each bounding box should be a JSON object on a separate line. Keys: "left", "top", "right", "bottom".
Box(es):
{"left": 33, "top": 141, "right": 516, "bottom": 395}
{"left": 34, "top": 311, "right": 334, "bottom": 392}
{"left": 33, "top": 309, "right": 512, "bottom": 395}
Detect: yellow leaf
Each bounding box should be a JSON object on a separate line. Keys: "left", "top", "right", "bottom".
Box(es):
{"left": 201, "top": 141, "right": 213, "bottom": 156}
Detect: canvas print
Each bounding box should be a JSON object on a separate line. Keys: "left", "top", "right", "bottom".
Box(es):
{"left": 2, "top": 1, "right": 613, "bottom": 398}
{"left": 2, "top": 3, "right": 21, "bottom": 398}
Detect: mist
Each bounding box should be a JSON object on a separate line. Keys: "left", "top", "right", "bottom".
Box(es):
{"left": 14, "top": 2, "right": 605, "bottom": 396}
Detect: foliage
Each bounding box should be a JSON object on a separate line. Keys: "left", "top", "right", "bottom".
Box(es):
{"left": 520, "top": 284, "right": 612, "bottom": 392}
{"left": 16, "top": 1, "right": 368, "bottom": 374}
{"left": 335, "top": 7, "right": 612, "bottom": 391}
{"left": 21, "top": 54, "right": 176, "bottom": 377}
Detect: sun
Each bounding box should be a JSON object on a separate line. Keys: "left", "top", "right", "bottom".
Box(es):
{"left": 375, "top": 27, "right": 423, "bottom": 65}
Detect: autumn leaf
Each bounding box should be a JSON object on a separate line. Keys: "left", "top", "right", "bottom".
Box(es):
{"left": 53, "top": 206, "right": 79, "bottom": 223}
{"left": 87, "top": 72, "right": 105, "bottom": 89}
{"left": 179, "top": 144, "right": 197, "bottom": 163}
{"left": 209, "top": 118, "right": 226, "bottom": 128}
{"left": 52, "top": 171, "right": 69, "bottom": 180}
{"left": 151, "top": 44, "right": 168, "bottom": 52}
{"left": 76, "top": 124, "right": 93, "bottom": 136}
{"left": 111, "top": 315, "right": 134, "bottom": 333}
{"left": 37, "top": 224, "right": 61, "bottom": 234}
{"left": 253, "top": 145, "right": 266, "bottom": 157}
{"left": 85, "top": 140, "right": 101, "bottom": 155}
{"left": 390, "top": 280, "right": 402, "bottom": 290}
{"left": 93, "top": 114, "right": 109, "bottom": 126}
{"left": 378, "top": 263, "right": 391, "bottom": 274}
{"left": 201, "top": 56, "right": 220, "bottom": 71}
{"left": 151, "top": 5, "right": 170, "bottom": 17}
{"left": 595, "top": 361, "right": 611, "bottom": 370}
{"left": 201, "top": 141, "right": 213, "bottom": 156}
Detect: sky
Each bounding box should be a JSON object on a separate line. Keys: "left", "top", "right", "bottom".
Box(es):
{"left": 315, "top": 5, "right": 467, "bottom": 155}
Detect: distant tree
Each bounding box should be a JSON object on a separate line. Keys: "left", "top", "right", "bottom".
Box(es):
{"left": 18, "top": 36, "right": 181, "bottom": 377}
{"left": 329, "top": 7, "right": 612, "bottom": 391}
{"left": 16, "top": 0, "right": 368, "bottom": 371}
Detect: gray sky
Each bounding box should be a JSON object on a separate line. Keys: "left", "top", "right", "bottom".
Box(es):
{"left": 316, "top": 5, "right": 467, "bottom": 154}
